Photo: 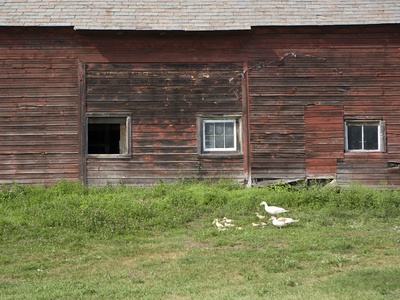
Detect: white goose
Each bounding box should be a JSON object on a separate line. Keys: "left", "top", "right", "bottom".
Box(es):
{"left": 260, "top": 201, "right": 290, "bottom": 215}
{"left": 269, "top": 216, "right": 299, "bottom": 229}
{"left": 212, "top": 219, "right": 225, "bottom": 231}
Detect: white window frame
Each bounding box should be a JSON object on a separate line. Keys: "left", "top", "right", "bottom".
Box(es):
{"left": 86, "top": 113, "right": 131, "bottom": 158}
{"left": 203, "top": 119, "right": 237, "bottom": 152}
{"left": 198, "top": 116, "right": 242, "bottom": 155}
{"left": 345, "top": 120, "right": 386, "bottom": 153}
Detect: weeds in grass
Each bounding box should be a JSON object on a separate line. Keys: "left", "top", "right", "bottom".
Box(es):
{"left": 1, "top": 180, "right": 399, "bottom": 238}
{"left": 1, "top": 180, "right": 400, "bottom": 299}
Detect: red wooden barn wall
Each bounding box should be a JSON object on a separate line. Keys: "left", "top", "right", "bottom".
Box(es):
{"left": 246, "top": 27, "right": 400, "bottom": 187}
{"left": 84, "top": 63, "right": 244, "bottom": 185}
{"left": 0, "top": 28, "right": 79, "bottom": 185}
{"left": 1, "top": 26, "right": 400, "bottom": 187}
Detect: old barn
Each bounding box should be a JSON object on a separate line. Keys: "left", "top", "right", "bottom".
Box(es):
{"left": 1, "top": 1, "right": 400, "bottom": 187}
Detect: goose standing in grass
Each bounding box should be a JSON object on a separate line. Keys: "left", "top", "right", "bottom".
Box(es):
{"left": 260, "top": 201, "right": 290, "bottom": 215}
{"left": 212, "top": 219, "right": 225, "bottom": 231}
{"left": 269, "top": 216, "right": 299, "bottom": 229}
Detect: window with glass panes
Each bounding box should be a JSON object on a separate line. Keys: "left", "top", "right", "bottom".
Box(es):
{"left": 345, "top": 121, "right": 385, "bottom": 152}
{"left": 203, "top": 120, "right": 237, "bottom": 151}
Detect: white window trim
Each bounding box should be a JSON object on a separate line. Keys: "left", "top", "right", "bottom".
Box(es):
{"left": 198, "top": 116, "right": 242, "bottom": 156}
{"left": 86, "top": 113, "right": 131, "bottom": 158}
{"left": 203, "top": 119, "right": 237, "bottom": 152}
{"left": 345, "top": 120, "right": 386, "bottom": 153}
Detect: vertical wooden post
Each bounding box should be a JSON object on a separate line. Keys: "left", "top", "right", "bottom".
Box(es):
{"left": 242, "top": 61, "right": 251, "bottom": 187}
{"left": 78, "top": 62, "right": 87, "bottom": 185}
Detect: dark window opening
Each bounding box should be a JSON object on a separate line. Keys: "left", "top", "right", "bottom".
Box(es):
{"left": 86, "top": 115, "right": 131, "bottom": 157}
{"left": 88, "top": 123, "right": 121, "bottom": 154}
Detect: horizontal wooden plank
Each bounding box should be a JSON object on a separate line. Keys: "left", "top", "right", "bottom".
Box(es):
{"left": 86, "top": 63, "right": 243, "bottom": 72}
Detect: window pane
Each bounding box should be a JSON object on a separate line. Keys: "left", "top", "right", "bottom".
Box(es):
{"left": 347, "top": 125, "right": 362, "bottom": 150}
{"left": 225, "top": 123, "right": 234, "bottom": 135}
{"left": 215, "top": 123, "right": 225, "bottom": 135}
{"left": 215, "top": 136, "right": 225, "bottom": 148}
{"left": 205, "top": 123, "right": 214, "bottom": 135}
{"left": 205, "top": 136, "right": 214, "bottom": 148}
{"left": 225, "top": 135, "right": 234, "bottom": 148}
{"left": 364, "top": 125, "right": 378, "bottom": 150}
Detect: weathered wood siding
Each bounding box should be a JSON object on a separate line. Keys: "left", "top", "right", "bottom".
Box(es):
{"left": 84, "top": 63, "right": 244, "bottom": 186}
{"left": 248, "top": 51, "right": 348, "bottom": 184}
{"left": 248, "top": 27, "right": 400, "bottom": 187}
{"left": 305, "top": 105, "right": 343, "bottom": 178}
{"left": 0, "top": 28, "right": 80, "bottom": 185}
{"left": 2, "top": 26, "right": 400, "bottom": 187}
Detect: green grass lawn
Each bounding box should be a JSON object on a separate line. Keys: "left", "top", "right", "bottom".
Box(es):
{"left": 1, "top": 181, "right": 399, "bottom": 299}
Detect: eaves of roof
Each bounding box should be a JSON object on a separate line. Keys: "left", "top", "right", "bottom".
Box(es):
{"left": 0, "top": 1, "right": 399, "bottom": 31}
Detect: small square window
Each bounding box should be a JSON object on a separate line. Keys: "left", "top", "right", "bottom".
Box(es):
{"left": 87, "top": 115, "right": 131, "bottom": 157}
{"left": 199, "top": 117, "right": 242, "bottom": 155}
{"left": 204, "top": 120, "right": 236, "bottom": 151}
{"left": 345, "top": 120, "right": 385, "bottom": 152}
